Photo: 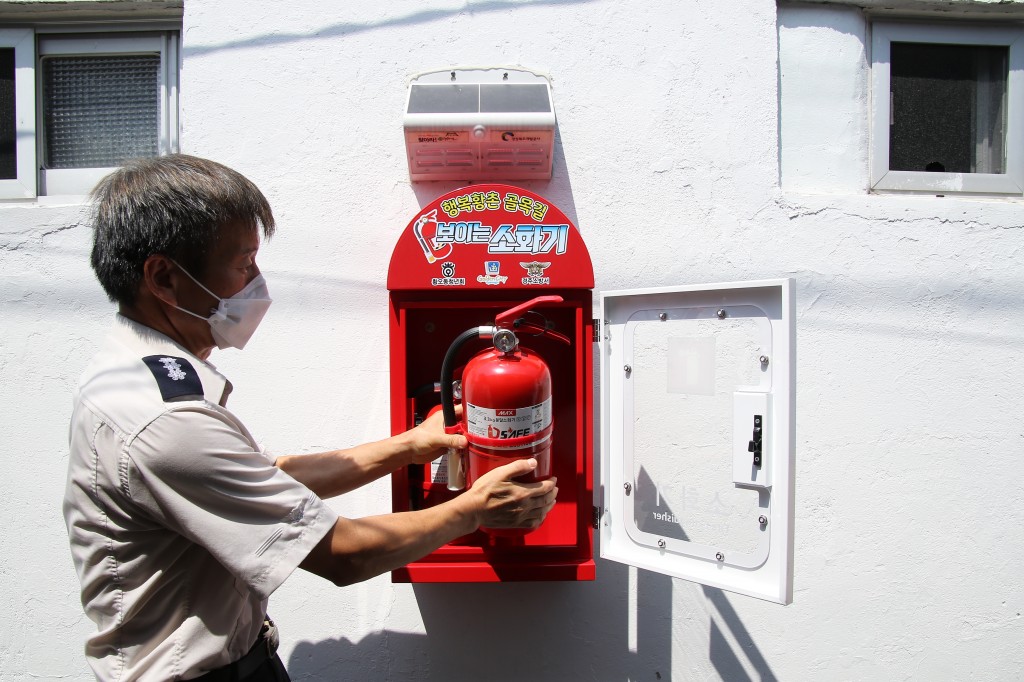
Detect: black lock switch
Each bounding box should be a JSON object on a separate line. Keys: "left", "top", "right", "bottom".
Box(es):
{"left": 747, "top": 414, "right": 763, "bottom": 469}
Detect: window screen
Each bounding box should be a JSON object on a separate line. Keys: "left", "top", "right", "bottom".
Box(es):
{"left": 1, "top": 48, "right": 15, "bottom": 179}
{"left": 41, "top": 53, "right": 159, "bottom": 169}
{"left": 890, "top": 42, "right": 1008, "bottom": 174}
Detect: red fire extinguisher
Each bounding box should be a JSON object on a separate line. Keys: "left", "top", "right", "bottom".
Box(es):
{"left": 440, "top": 296, "right": 569, "bottom": 532}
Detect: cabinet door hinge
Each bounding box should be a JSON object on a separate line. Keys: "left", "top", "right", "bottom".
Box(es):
{"left": 592, "top": 319, "right": 601, "bottom": 343}
{"left": 593, "top": 506, "right": 603, "bottom": 529}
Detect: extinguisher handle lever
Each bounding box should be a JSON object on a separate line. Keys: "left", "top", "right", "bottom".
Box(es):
{"left": 494, "top": 295, "right": 563, "bottom": 328}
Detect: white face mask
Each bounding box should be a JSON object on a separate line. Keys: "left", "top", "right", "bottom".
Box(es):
{"left": 170, "top": 260, "right": 272, "bottom": 350}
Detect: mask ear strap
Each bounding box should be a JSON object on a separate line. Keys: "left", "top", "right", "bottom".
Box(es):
{"left": 172, "top": 304, "right": 211, "bottom": 322}
{"left": 169, "top": 259, "right": 222, "bottom": 302}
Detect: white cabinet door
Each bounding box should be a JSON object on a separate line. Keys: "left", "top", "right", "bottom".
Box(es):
{"left": 598, "top": 279, "right": 795, "bottom": 604}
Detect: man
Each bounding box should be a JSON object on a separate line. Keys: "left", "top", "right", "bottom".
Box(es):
{"left": 63, "top": 155, "right": 558, "bottom": 681}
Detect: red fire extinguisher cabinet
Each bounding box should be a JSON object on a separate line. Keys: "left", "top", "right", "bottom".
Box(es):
{"left": 388, "top": 185, "right": 796, "bottom": 603}
{"left": 387, "top": 184, "right": 596, "bottom": 582}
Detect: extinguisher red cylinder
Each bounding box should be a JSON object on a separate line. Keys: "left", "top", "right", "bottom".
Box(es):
{"left": 461, "top": 345, "right": 554, "bottom": 535}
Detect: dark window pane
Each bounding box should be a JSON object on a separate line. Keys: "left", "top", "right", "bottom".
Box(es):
{"left": 42, "top": 53, "right": 160, "bottom": 169}
{"left": 890, "top": 42, "right": 1008, "bottom": 174}
{"left": 0, "top": 48, "right": 15, "bottom": 180}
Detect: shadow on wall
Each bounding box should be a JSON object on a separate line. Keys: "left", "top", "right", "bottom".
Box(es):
{"left": 284, "top": 563, "right": 669, "bottom": 681}
{"left": 285, "top": 569, "right": 777, "bottom": 682}
{"left": 285, "top": 468, "right": 778, "bottom": 681}
{"left": 185, "top": 0, "right": 599, "bottom": 58}
{"left": 707, "top": 585, "right": 778, "bottom": 682}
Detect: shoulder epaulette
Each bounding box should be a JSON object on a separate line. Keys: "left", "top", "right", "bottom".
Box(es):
{"left": 142, "top": 355, "right": 205, "bottom": 402}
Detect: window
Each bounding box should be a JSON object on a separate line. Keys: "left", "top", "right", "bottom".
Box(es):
{"left": 0, "top": 28, "right": 35, "bottom": 198}
{"left": 871, "top": 22, "right": 1024, "bottom": 196}
{"left": 0, "top": 25, "right": 179, "bottom": 199}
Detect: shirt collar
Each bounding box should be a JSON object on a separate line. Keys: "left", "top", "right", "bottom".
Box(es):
{"left": 110, "top": 314, "right": 234, "bottom": 406}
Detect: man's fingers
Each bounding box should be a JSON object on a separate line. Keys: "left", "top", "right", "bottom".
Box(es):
{"left": 489, "top": 457, "right": 555, "bottom": 483}
{"left": 445, "top": 434, "right": 468, "bottom": 450}
{"left": 498, "top": 457, "right": 538, "bottom": 479}
{"left": 468, "top": 458, "right": 559, "bottom": 530}
{"left": 482, "top": 459, "right": 557, "bottom": 492}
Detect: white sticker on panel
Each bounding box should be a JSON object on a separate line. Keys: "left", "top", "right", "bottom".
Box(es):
{"left": 667, "top": 336, "right": 716, "bottom": 396}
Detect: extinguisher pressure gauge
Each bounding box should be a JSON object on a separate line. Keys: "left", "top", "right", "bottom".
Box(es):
{"left": 492, "top": 328, "right": 519, "bottom": 354}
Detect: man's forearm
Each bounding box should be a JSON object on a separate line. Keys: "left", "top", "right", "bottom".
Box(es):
{"left": 297, "top": 458, "right": 557, "bottom": 586}
{"left": 275, "top": 432, "right": 417, "bottom": 499}
{"left": 300, "top": 496, "right": 480, "bottom": 586}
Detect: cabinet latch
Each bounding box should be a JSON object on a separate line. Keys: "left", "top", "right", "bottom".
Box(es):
{"left": 747, "top": 414, "right": 763, "bottom": 468}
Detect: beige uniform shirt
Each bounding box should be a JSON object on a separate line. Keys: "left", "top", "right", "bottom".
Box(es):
{"left": 64, "top": 316, "right": 339, "bottom": 681}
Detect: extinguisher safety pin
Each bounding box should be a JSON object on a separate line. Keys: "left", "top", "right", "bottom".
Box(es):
{"left": 511, "top": 311, "right": 571, "bottom": 345}
{"left": 512, "top": 311, "right": 550, "bottom": 336}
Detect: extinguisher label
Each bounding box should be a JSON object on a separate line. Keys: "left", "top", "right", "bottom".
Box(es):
{"left": 430, "top": 453, "right": 448, "bottom": 484}
{"left": 466, "top": 398, "right": 552, "bottom": 439}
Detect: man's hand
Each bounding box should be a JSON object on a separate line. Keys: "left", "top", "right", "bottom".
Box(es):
{"left": 405, "top": 407, "right": 468, "bottom": 466}
{"left": 462, "top": 458, "right": 558, "bottom": 530}
{"left": 299, "top": 456, "right": 558, "bottom": 586}
{"left": 277, "top": 407, "right": 467, "bottom": 500}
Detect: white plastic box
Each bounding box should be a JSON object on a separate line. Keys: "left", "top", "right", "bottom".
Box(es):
{"left": 404, "top": 68, "right": 556, "bottom": 182}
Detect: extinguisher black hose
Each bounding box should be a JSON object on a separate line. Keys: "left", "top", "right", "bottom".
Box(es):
{"left": 440, "top": 327, "right": 487, "bottom": 429}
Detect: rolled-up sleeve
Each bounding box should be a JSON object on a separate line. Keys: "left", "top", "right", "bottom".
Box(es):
{"left": 125, "top": 405, "right": 339, "bottom": 600}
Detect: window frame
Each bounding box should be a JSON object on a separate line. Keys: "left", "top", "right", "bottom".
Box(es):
{"left": 0, "top": 28, "right": 37, "bottom": 199}
{"left": 870, "top": 21, "right": 1024, "bottom": 196}
{"left": 0, "top": 22, "right": 179, "bottom": 200}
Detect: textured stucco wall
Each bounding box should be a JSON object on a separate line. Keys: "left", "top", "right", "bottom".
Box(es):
{"left": 2, "top": 1, "right": 1023, "bottom": 680}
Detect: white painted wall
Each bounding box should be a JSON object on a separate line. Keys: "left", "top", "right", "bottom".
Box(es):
{"left": 3, "top": 0, "right": 1023, "bottom": 679}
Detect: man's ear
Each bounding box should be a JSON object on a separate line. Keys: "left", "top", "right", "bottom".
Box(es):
{"left": 142, "top": 254, "right": 180, "bottom": 308}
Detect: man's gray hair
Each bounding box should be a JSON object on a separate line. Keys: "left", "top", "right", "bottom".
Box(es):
{"left": 89, "top": 154, "right": 276, "bottom": 306}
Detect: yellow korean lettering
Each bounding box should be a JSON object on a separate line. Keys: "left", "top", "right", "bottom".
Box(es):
{"left": 441, "top": 199, "right": 460, "bottom": 218}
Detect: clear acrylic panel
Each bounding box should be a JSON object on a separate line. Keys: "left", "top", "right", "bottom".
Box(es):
{"left": 628, "top": 315, "right": 766, "bottom": 558}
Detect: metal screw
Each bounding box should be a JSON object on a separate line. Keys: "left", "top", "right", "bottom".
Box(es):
{"left": 624, "top": 364, "right": 632, "bottom": 375}
{"left": 659, "top": 312, "right": 668, "bottom": 321}
{"left": 716, "top": 552, "right": 725, "bottom": 562}
{"left": 759, "top": 515, "right": 768, "bottom": 526}
{"left": 624, "top": 482, "right": 632, "bottom": 495}
{"left": 759, "top": 355, "right": 769, "bottom": 365}
{"left": 716, "top": 309, "right": 727, "bottom": 319}
{"left": 658, "top": 539, "right": 666, "bottom": 549}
